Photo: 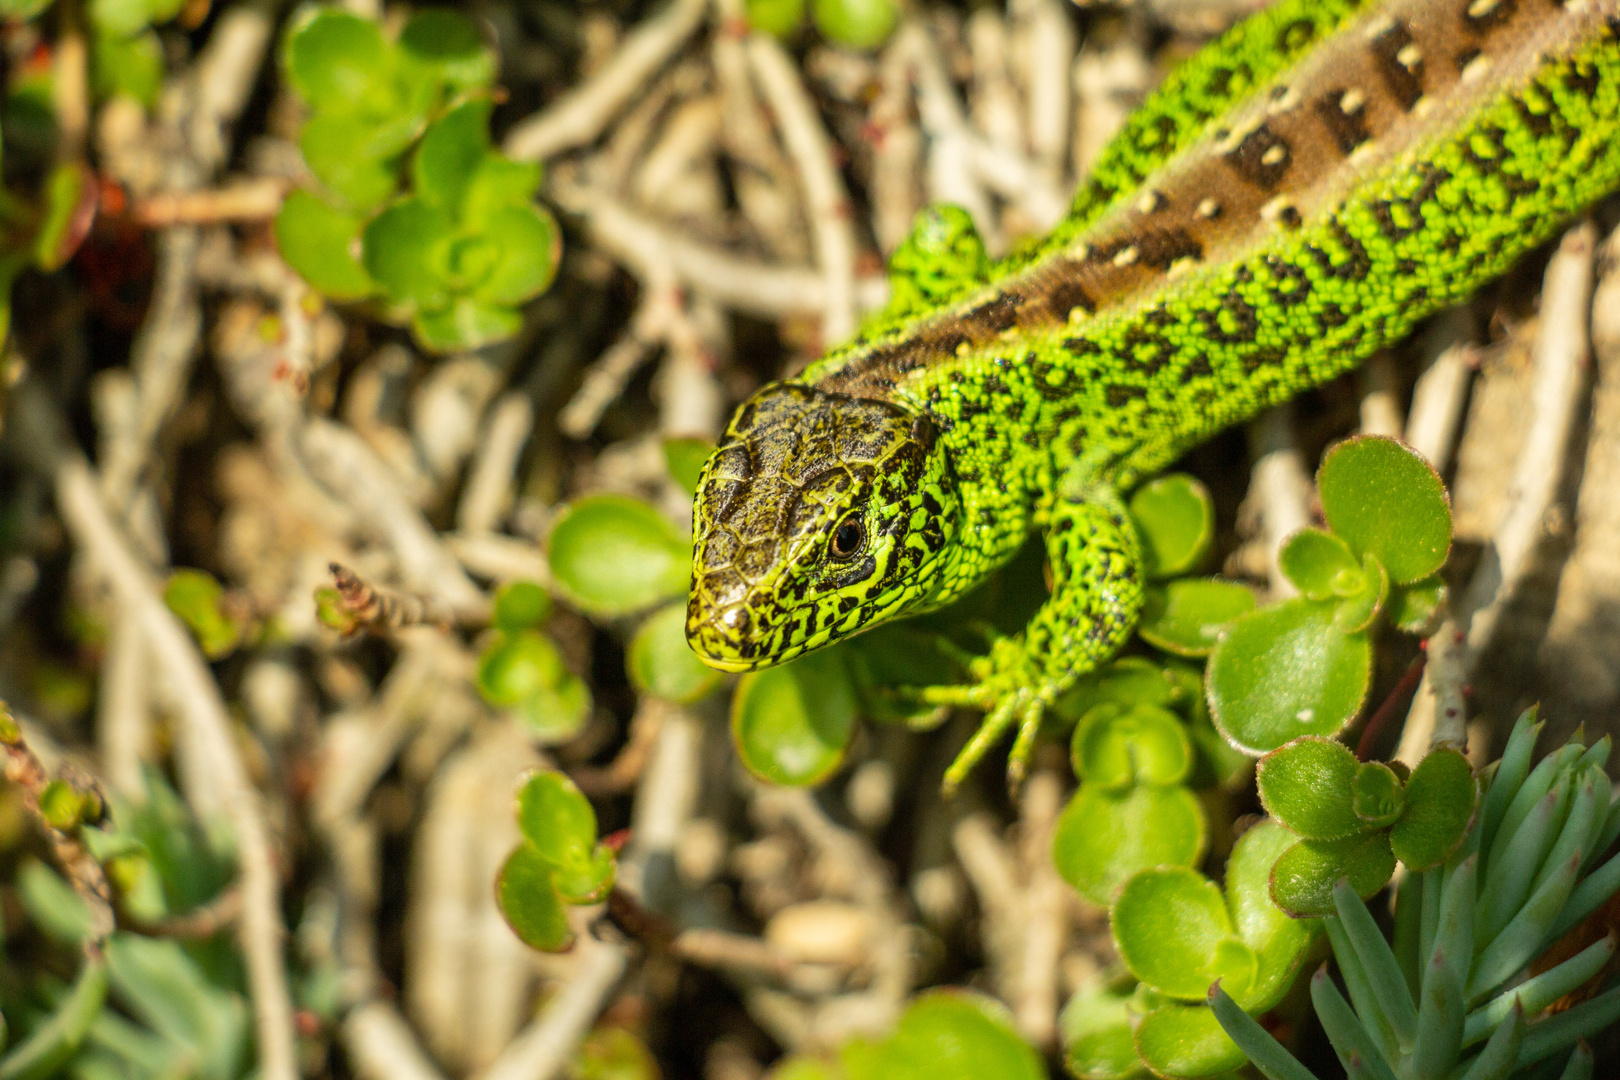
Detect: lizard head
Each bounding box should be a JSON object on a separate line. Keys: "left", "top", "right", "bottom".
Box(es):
{"left": 686, "top": 382, "right": 959, "bottom": 671}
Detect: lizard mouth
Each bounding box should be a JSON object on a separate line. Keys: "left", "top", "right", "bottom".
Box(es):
{"left": 685, "top": 592, "right": 769, "bottom": 672}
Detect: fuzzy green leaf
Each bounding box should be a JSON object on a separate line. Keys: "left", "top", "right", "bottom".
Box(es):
{"left": 1070, "top": 702, "right": 1192, "bottom": 789}
{"left": 275, "top": 190, "right": 376, "bottom": 299}
{"left": 731, "top": 649, "right": 857, "bottom": 787}
{"left": 496, "top": 845, "right": 572, "bottom": 952}
{"left": 1226, "top": 820, "right": 1321, "bottom": 1011}
{"left": 1054, "top": 784, "right": 1207, "bottom": 907}
{"left": 1134, "top": 1002, "right": 1247, "bottom": 1080}
{"left": 1387, "top": 575, "right": 1446, "bottom": 635}
{"left": 1317, "top": 436, "right": 1451, "bottom": 585}
{"left": 840, "top": 990, "right": 1045, "bottom": 1080}
{"left": 469, "top": 205, "right": 561, "bottom": 307}
{"left": 1138, "top": 578, "right": 1256, "bottom": 657}
{"left": 514, "top": 769, "right": 597, "bottom": 869}
{"left": 363, "top": 197, "right": 454, "bottom": 305}
{"left": 1208, "top": 597, "right": 1372, "bottom": 754}
{"left": 1278, "top": 528, "right": 1363, "bottom": 601}
{"left": 492, "top": 581, "right": 551, "bottom": 631}
{"left": 1130, "top": 474, "right": 1215, "bottom": 581}
{"left": 1256, "top": 736, "right": 1362, "bottom": 841}
{"left": 628, "top": 602, "right": 723, "bottom": 704}
{"left": 547, "top": 495, "right": 690, "bottom": 617}
{"left": 414, "top": 99, "right": 492, "bottom": 211}
{"left": 1390, "top": 748, "right": 1476, "bottom": 871}
{"left": 1332, "top": 553, "right": 1388, "bottom": 634}
{"left": 1112, "top": 867, "right": 1234, "bottom": 1000}
{"left": 1061, "top": 981, "right": 1148, "bottom": 1080}
{"left": 1269, "top": 832, "right": 1396, "bottom": 918}
{"left": 284, "top": 8, "right": 391, "bottom": 111}
{"left": 1352, "top": 761, "right": 1405, "bottom": 829}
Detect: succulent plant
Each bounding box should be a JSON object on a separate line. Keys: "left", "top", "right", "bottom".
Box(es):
{"left": 1212, "top": 709, "right": 1620, "bottom": 1080}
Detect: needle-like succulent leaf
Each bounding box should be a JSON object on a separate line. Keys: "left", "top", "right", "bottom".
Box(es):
{"left": 1332, "top": 879, "right": 1416, "bottom": 1049}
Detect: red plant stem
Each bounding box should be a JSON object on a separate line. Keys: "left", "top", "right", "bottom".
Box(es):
{"left": 1357, "top": 654, "right": 1428, "bottom": 761}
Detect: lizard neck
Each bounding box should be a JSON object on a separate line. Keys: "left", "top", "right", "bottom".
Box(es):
{"left": 807, "top": 0, "right": 1612, "bottom": 402}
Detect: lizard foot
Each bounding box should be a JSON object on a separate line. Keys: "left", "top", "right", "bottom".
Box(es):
{"left": 912, "top": 637, "right": 1061, "bottom": 794}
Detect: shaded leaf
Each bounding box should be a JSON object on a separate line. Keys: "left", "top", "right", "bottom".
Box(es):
{"left": 1390, "top": 747, "right": 1476, "bottom": 871}
{"left": 628, "top": 602, "right": 722, "bottom": 704}
{"left": 1318, "top": 436, "right": 1451, "bottom": 585}
{"left": 1054, "top": 785, "right": 1207, "bottom": 907}
{"left": 496, "top": 845, "right": 571, "bottom": 952}
{"left": 1269, "top": 831, "right": 1396, "bottom": 918}
{"left": 1070, "top": 702, "right": 1192, "bottom": 789}
{"left": 1130, "top": 474, "right": 1214, "bottom": 581}
{"left": 732, "top": 649, "right": 857, "bottom": 786}
{"left": 1133, "top": 1002, "right": 1246, "bottom": 1080}
{"left": 1278, "top": 528, "right": 1362, "bottom": 601}
{"left": 1138, "top": 578, "right": 1256, "bottom": 657}
{"left": 1112, "top": 867, "right": 1234, "bottom": 1000}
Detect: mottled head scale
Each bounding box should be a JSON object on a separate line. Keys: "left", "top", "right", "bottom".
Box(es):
{"left": 686, "top": 383, "right": 960, "bottom": 671}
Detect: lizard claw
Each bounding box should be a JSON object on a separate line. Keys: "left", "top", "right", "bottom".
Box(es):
{"left": 907, "top": 637, "right": 1062, "bottom": 795}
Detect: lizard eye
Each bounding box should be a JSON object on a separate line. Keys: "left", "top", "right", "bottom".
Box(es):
{"left": 830, "top": 516, "right": 865, "bottom": 560}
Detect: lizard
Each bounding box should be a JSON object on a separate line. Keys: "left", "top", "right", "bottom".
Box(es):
{"left": 684, "top": 0, "right": 1620, "bottom": 792}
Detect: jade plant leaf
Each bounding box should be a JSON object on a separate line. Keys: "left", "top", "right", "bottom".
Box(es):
{"left": 627, "top": 602, "right": 723, "bottom": 704}
{"left": 1207, "top": 597, "right": 1372, "bottom": 754}
{"left": 497, "top": 845, "right": 572, "bottom": 952}
{"left": 274, "top": 190, "right": 376, "bottom": 300}
{"left": 1112, "top": 867, "right": 1235, "bottom": 1001}
{"left": 810, "top": 0, "right": 898, "bottom": 50}
{"left": 1387, "top": 574, "right": 1446, "bottom": 635}
{"left": 516, "top": 769, "right": 597, "bottom": 869}
{"left": 839, "top": 990, "right": 1045, "bottom": 1080}
{"left": 731, "top": 649, "right": 858, "bottom": 786}
{"left": 1137, "top": 578, "right": 1256, "bottom": 658}
{"left": 1053, "top": 784, "right": 1207, "bottom": 906}
{"left": 1255, "top": 736, "right": 1361, "bottom": 841}
{"left": 1061, "top": 980, "right": 1147, "bottom": 1080}
{"left": 163, "top": 569, "right": 244, "bottom": 659}
{"left": 747, "top": 0, "right": 807, "bottom": 37}
{"left": 1317, "top": 435, "right": 1451, "bottom": 585}
{"left": 1130, "top": 474, "right": 1215, "bottom": 580}
{"left": 414, "top": 99, "right": 492, "bottom": 211}
{"left": 1351, "top": 760, "right": 1405, "bottom": 828}
{"left": 1269, "top": 830, "right": 1396, "bottom": 918}
{"left": 362, "top": 197, "right": 453, "bottom": 307}
{"left": 1388, "top": 746, "right": 1476, "bottom": 871}
{"left": 395, "top": 8, "right": 495, "bottom": 91}
{"left": 491, "top": 580, "right": 551, "bottom": 631}
{"left": 547, "top": 495, "right": 690, "bottom": 617}
{"left": 1223, "top": 821, "right": 1320, "bottom": 1010}
{"left": 1070, "top": 702, "right": 1192, "bottom": 789}
{"left": 1278, "top": 528, "right": 1363, "bottom": 601}
{"left": 1132, "top": 1001, "right": 1247, "bottom": 1079}
{"left": 284, "top": 8, "right": 391, "bottom": 111}
{"left": 476, "top": 629, "right": 591, "bottom": 741}
{"left": 1332, "top": 552, "right": 1388, "bottom": 634}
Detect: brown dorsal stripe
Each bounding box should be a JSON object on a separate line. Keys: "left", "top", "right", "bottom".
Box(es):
{"left": 1369, "top": 19, "right": 1426, "bottom": 108}
{"left": 1224, "top": 124, "right": 1294, "bottom": 189}
{"left": 808, "top": 0, "right": 1601, "bottom": 402}
{"left": 1313, "top": 88, "right": 1373, "bottom": 153}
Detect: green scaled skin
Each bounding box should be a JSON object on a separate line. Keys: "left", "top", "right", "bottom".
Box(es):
{"left": 688, "top": 0, "right": 1620, "bottom": 791}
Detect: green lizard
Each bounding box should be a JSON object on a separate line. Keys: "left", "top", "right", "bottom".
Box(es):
{"left": 685, "top": 0, "right": 1620, "bottom": 791}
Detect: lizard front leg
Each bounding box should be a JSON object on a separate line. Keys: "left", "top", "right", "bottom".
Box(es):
{"left": 922, "top": 486, "right": 1144, "bottom": 792}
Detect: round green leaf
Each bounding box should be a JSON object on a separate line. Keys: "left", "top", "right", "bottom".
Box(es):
{"left": 1061, "top": 982, "right": 1148, "bottom": 1080}
{"left": 1206, "top": 597, "right": 1372, "bottom": 755}
{"left": 1268, "top": 831, "right": 1396, "bottom": 918}
{"left": 548, "top": 495, "right": 690, "bottom": 617}
{"left": 515, "top": 769, "right": 597, "bottom": 868}
{"left": 1389, "top": 747, "right": 1477, "bottom": 871}
{"left": 1332, "top": 551, "right": 1388, "bottom": 634}
{"left": 664, "top": 438, "right": 714, "bottom": 496}
{"left": 1057, "top": 656, "right": 1183, "bottom": 721}
{"left": 1133, "top": 1003, "right": 1246, "bottom": 1080}
{"left": 1130, "top": 475, "right": 1215, "bottom": 581}
{"left": 93, "top": 28, "right": 164, "bottom": 107}
{"left": 842, "top": 990, "right": 1045, "bottom": 1080}
{"left": 1055, "top": 785, "right": 1207, "bottom": 906}
{"left": 628, "top": 602, "right": 722, "bottom": 704}
{"left": 1224, "top": 820, "right": 1319, "bottom": 1010}
{"left": 1112, "top": 867, "right": 1235, "bottom": 1000}
{"left": 1070, "top": 703, "right": 1192, "bottom": 789}
{"left": 462, "top": 156, "right": 545, "bottom": 226}
{"left": 747, "top": 0, "right": 807, "bottom": 36}
{"left": 550, "top": 843, "right": 616, "bottom": 905}
{"left": 275, "top": 190, "right": 376, "bottom": 300}
{"left": 470, "top": 205, "right": 561, "bottom": 307}
{"left": 363, "top": 197, "right": 454, "bottom": 306}
{"left": 1255, "top": 736, "right": 1362, "bottom": 841}
{"left": 298, "top": 114, "right": 403, "bottom": 210}
{"left": 477, "top": 630, "right": 592, "bottom": 741}
{"left": 414, "top": 99, "right": 492, "bottom": 211}
{"left": 397, "top": 8, "right": 495, "bottom": 91}
{"left": 478, "top": 630, "right": 566, "bottom": 706}
{"left": 513, "top": 667, "right": 591, "bottom": 742}
{"left": 492, "top": 581, "right": 551, "bottom": 631}
{"left": 1318, "top": 436, "right": 1451, "bottom": 585}
{"left": 163, "top": 568, "right": 242, "bottom": 659}
{"left": 810, "top": 0, "right": 897, "bottom": 49}
{"left": 1388, "top": 574, "right": 1446, "bottom": 635}
{"left": 497, "top": 845, "right": 572, "bottom": 951}
{"left": 1278, "top": 528, "right": 1363, "bottom": 601}
{"left": 413, "top": 297, "right": 523, "bottom": 353}
{"left": 731, "top": 649, "right": 857, "bottom": 786}
{"left": 1351, "top": 761, "right": 1405, "bottom": 828}
{"left": 284, "top": 8, "right": 390, "bottom": 111}
{"left": 1138, "top": 579, "right": 1256, "bottom": 658}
